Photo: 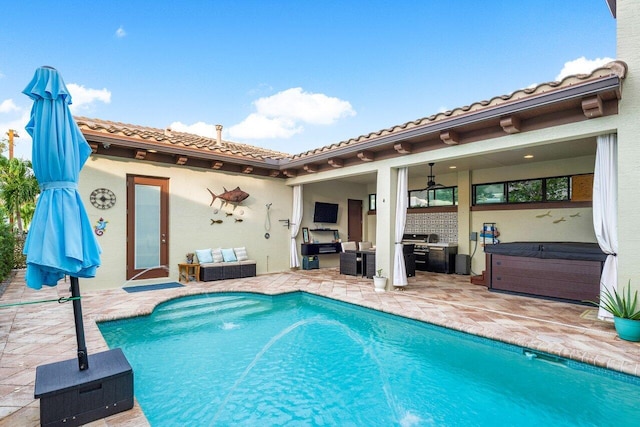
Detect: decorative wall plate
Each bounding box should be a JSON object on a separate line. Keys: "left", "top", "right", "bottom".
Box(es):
{"left": 90, "top": 188, "right": 116, "bottom": 209}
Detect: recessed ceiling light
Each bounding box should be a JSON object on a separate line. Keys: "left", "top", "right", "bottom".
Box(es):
{"left": 449, "top": 165, "right": 457, "bottom": 169}
{"left": 524, "top": 154, "right": 534, "bottom": 159}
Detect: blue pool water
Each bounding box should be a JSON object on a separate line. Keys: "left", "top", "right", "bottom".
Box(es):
{"left": 98, "top": 292, "right": 640, "bottom": 426}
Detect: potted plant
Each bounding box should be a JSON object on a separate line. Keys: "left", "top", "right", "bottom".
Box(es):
{"left": 590, "top": 281, "right": 640, "bottom": 342}
{"left": 373, "top": 268, "right": 387, "bottom": 292}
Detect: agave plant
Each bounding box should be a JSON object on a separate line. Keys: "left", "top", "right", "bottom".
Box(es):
{"left": 593, "top": 282, "right": 640, "bottom": 320}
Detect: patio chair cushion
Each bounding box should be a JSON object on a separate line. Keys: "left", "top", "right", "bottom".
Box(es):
{"left": 358, "top": 241, "right": 373, "bottom": 251}
{"left": 221, "top": 248, "right": 237, "bottom": 262}
{"left": 234, "top": 247, "right": 249, "bottom": 261}
{"left": 211, "top": 248, "right": 224, "bottom": 263}
{"left": 195, "top": 248, "right": 213, "bottom": 264}
{"left": 199, "top": 262, "right": 226, "bottom": 268}
{"left": 341, "top": 242, "right": 357, "bottom": 252}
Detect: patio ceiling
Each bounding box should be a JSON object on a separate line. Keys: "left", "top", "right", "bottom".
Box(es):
{"left": 336, "top": 136, "right": 597, "bottom": 185}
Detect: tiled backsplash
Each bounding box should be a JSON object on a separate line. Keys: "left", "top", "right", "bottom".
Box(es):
{"left": 405, "top": 211, "right": 458, "bottom": 243}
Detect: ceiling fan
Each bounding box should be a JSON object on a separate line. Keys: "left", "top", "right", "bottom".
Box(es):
{"left": 427, "top": 162, "right": 444, "bottom": 189}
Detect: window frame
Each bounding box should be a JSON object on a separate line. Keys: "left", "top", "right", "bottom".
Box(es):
{"left": 408, "top": 186, "right": 458, "bottom": 209}
{"left": 472, "top": 174, "right": 574, "bottom": 206}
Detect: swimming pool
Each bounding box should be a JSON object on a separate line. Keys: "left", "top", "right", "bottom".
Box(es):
{"left": 98, "top": 292, "right": 640, "bottom": 426}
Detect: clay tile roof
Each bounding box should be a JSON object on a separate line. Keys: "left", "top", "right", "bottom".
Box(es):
{"left": 75, "top": 116, "right": 290, "bottom": 160}
{"left": 288, "top": 60, "right": 627, "bottom": 160}
{"left": 75, "top": 60, "right": 626, "bottom": 165}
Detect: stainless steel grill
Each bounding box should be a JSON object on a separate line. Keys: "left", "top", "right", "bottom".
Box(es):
{"left": 401, "top": 234, "right": 437, "bottom": 271}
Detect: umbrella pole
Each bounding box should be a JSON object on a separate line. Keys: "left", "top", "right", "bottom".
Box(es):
{"left": 70, "top": 276, "right": 89, "bottom": 371}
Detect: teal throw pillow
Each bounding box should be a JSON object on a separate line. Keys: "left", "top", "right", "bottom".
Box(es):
{"left": 221, "top": 248, "right": 237, "bottom": 262}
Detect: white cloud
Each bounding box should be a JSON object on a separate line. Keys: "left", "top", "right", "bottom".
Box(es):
{"left": 229, "top": 87, "right": 355, "bottom": 140}
{"left": 555, "top": 56, "right": 615, "bottom": 81}
{"left": 67, "top": 84, "right": 111, "bottom": 113}
{"left": 0, "top": 99, "right": 19, "bottom": 113}
{"left": 254, "top": 87, "right": 355, "bottom": 125}
{"left": 0, "top": 82, "right": 110, "bottom": 160}
{"left": 168, "top": 121, "right": 217, "bottom": 138}
{"left": 115, "top": 26, "right": 127, "bottom": 38}
{"left": 0, "top": 110, "right": 33, "bottom": 160}
{"left": 228, "top": 114, "right": 302, "bottom": 139}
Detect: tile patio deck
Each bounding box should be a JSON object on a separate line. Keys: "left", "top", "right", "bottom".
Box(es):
{"left": 1, "top": 268, "right": 639, "bottom": 426}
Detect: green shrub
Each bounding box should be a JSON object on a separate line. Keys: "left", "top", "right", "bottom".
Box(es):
{"left": 0, "top": 222, "right": 15, "bottom": 280}
{"left": 13, "top": 231, "right": 26, "bottom": 269}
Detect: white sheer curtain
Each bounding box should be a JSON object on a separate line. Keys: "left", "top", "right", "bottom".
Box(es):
{"left": 290, "top": 185, "right": 303, "bottom": 268}
{"left": 393, "top": 167, "right": 408, "bottom": 287}
{"left": 593, "top": 134, "right": 618, "bottom": 320}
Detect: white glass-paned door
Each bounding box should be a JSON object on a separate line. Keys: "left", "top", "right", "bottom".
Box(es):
{"left": 134, "top": 184, "right": 161, "bottom": 269}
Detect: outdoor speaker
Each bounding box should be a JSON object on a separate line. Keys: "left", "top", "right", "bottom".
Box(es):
{"left": 455, "top": 254, "right": 470, "bottom": 275}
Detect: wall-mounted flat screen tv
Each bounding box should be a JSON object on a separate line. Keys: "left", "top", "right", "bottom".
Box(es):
{"left": 313, "top": 202, "right": 339, "bottom": 224}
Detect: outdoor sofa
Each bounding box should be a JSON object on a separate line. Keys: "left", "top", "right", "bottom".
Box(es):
{"left": 194, "top": 247, "right": 256, "bottom": 281}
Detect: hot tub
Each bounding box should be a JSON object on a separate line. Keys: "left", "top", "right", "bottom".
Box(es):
{"left": 483, "top": 242, "right": 606, "bottom": 303}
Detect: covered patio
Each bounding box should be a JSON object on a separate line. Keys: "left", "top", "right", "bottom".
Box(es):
{"left": 1, "top": 268, "right": 639, "bottom": 425}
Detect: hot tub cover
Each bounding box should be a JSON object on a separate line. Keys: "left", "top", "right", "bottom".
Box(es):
{"left": 484, "top": 242, "right": 607, "bottom": 262}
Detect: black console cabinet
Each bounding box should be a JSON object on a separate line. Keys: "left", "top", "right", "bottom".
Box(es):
{"left": 301, "top": 243, "right": 341, "bottom": 255}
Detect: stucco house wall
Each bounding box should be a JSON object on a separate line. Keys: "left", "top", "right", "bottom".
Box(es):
{"left": 617, "top": 0, "right": 640, "bottom": 289}
{"left": 79, "top": 156, "right": 293, "bottom": 290}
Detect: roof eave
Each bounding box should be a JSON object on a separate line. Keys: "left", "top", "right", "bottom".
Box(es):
{"left": 280, "top": 75, "right": 622, "bottom": 168}
{"left": 83, "top": 130, "right": 282, "bottom": 170}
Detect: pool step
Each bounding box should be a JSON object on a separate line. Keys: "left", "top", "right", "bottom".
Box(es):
{"left": 155, "top": 295, "right": 240, "bottom": 313}
{"left": 147, "top": 299, "right": 272, "bottom": 336}
{"left": 153, "top": 297, "right": 271, "bottom": 323}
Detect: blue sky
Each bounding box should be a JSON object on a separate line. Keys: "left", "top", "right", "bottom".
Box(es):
{"left": 0, "top": 1, "right": 616, "bottom": 159}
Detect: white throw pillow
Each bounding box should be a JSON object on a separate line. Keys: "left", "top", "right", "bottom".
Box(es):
{"left": 195, "top": 248, "right": 213, "bottom": 264}
{"left": 211, "top": 248, "right": 224, "bottom": 263}
{"left": 234, "top": 247, "right": 248, "bottom": 261}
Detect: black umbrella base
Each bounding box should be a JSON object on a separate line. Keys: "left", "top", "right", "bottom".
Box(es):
{"left": 34, "top": 348, "right": 133, "bottom": 427}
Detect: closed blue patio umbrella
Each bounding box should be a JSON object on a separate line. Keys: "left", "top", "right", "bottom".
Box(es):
{"left": 23, "top": 66, "right": 101, "bottom": 370}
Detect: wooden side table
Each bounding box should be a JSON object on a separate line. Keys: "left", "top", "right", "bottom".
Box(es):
{"left": 178, "top": 263, "right": 200, "bottom": 283}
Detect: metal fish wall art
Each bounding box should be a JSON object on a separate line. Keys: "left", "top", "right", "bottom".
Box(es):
{"left": 210, "top": 219, "right": 223, "bottom": 225}
{"left": 235, "top": 218, "right": 243, "bottom": 223}
{"left": 207, "top": 187, "right": 250, "bottom": 207}
{"left": 536, "top": 211, "right": 552, "bottom": 218}
{"left": 553, "top": 217, "right": 566, "bottom": 224}
{"left": 570, "top": 212, "right": 581, "bottom": 218}
{"left": 226, "top": 212, "right": 233, "bottom": 217}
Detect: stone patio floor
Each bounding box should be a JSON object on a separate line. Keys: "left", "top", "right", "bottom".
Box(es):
{"left": 1, "top": 268, "right": 639, "bottom": 426}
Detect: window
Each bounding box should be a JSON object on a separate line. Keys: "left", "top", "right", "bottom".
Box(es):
{"left": 368, "top": 194, "right": 376, "bottom": 211}
{"left": 508, "top": 179, "right": 543, "bottom": 203}
{"left": 546, "top": 177, "right": 570, "bottom": 201}
{"left": 409, "top": 186, "right": 458, "bottom": 208}
{"left": 474, "top": 183, "right": 506, "bottom": 205}
{"left": 473, "top": 175, "right": 574, "bottom": 206}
